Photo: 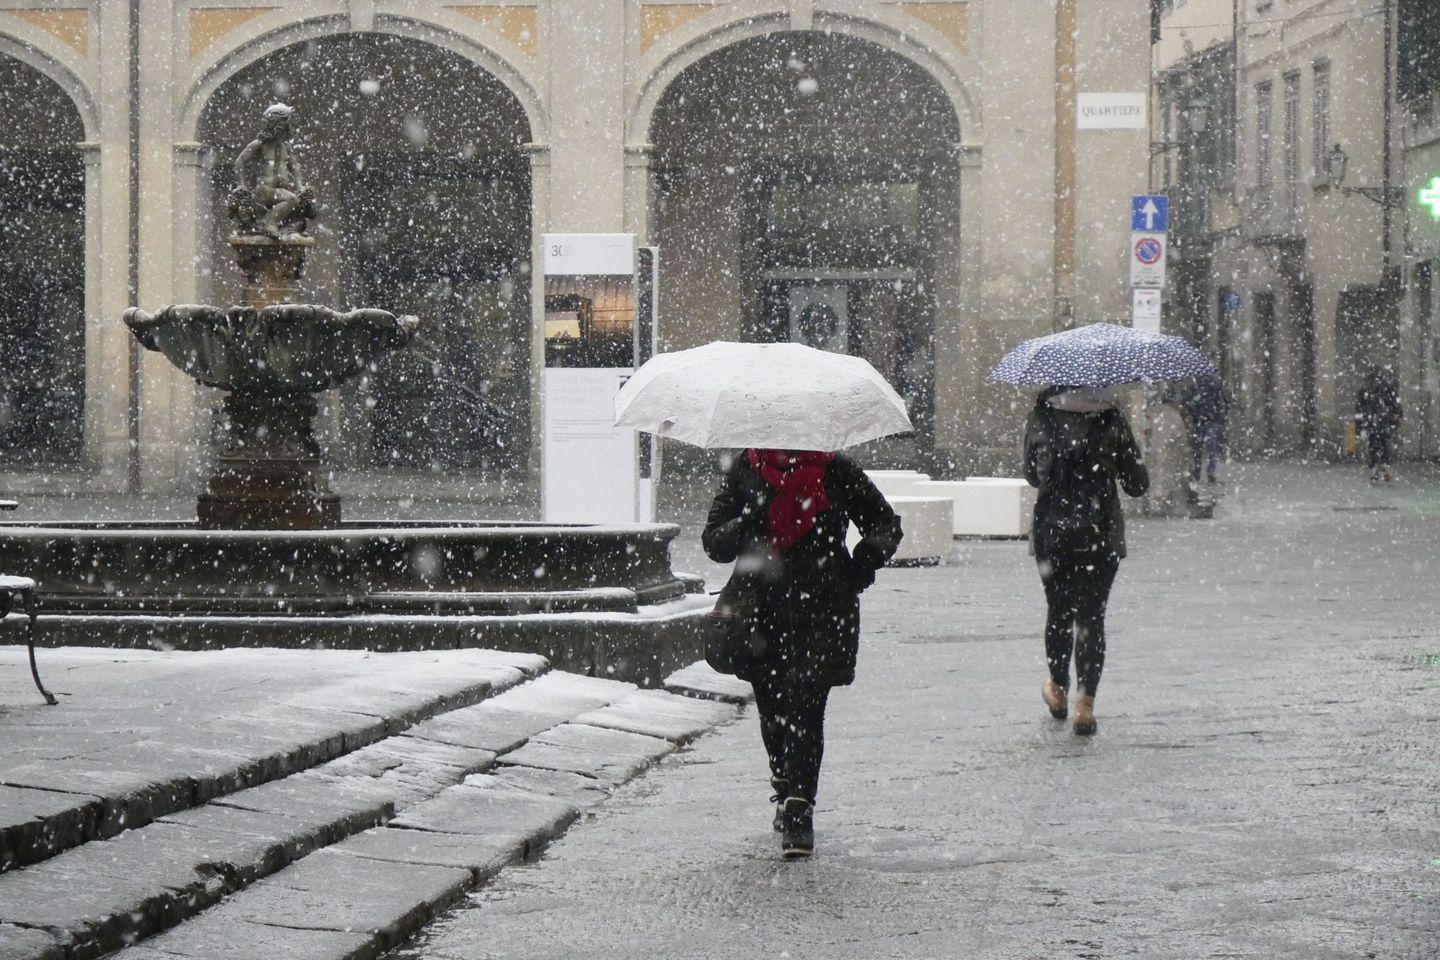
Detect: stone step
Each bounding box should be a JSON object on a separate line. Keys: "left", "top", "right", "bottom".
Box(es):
{"left": 101, "top": 681, "right": 740, "bottom": 960}
{"left": 1, "top": 649, "right": 545, "bottom": 875}
{"left": 661, "top": 661, "right": 755, "bottom": 704}
{"left": 0, "top": 671, "right": 651, "bottom": 960}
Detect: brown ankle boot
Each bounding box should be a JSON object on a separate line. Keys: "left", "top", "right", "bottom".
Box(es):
{"left": 1042, "top": 679, "right": 1068, "bottom": 719}
{"left": 1072, "top": 695, "right": 1097, "bottom": 736}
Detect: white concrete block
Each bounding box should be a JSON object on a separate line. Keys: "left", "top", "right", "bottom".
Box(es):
{"left": 847, "top": 495, "right": 952, "bottom": 564}
{"left": 914, "top": 478, "right": 1035, "bottom": 538}
{"left": 864, "top": 470, "right": 933, "bottom": 499}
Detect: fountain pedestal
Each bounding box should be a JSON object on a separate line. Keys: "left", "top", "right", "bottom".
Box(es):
{"left": 230, "top": 234, "right": 314, "bottom": 307}
{"left": 198, "top": 391, "right": 339, "bottom": 530}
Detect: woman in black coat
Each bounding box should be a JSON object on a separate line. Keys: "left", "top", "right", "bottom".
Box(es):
{"left": 703, "top": 449, "right": 901, "bottom": 859}
{"left": 1023, "top": 387, "right": 1148, "bottom": 736}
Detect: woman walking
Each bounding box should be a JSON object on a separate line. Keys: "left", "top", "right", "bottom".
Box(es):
{"left": 1355, "top": 366, "right": 1402, "bottom": 483}
{"left": 1024, "top": 386, "right": 1148, "bottom": 736}
{"left": 703, "top": 448, "right": 901, "bottom": 859}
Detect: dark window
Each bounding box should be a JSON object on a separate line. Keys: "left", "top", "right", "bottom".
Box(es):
{"left": 1255, "top": 81, "right": 1274, "bottom": 196}
{"left": 1312, "top": 60, "right": 1331, "bottom": 176}
{"left": 1400, "top": 0, "right": 1440, "bottom": 103}
{"left": 1283, "top": 72, "right": 1301, "bottom": 220}
{"left": 1254, "top": 291, "right": 1278, "bottom": 452}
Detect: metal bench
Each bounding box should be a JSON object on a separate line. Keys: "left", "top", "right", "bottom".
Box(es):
{"left": 0, "top": 575, "right": 53, "bottom": 705}
{"left": 0, "top": 500, "right": 55, "bottom": 705}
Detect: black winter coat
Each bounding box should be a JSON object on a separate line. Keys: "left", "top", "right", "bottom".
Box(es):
{"left": 1024, "top": 405, "right": 1149, "bottom": 561}
{"left": 1179, "top": 373, "right": 1227, "bottom": 433}
{"left": 1356, "top": 374, "right": 1402, "bottom": 435}
{"left": 702, "top": 453, "right": 902, "bottom": 688}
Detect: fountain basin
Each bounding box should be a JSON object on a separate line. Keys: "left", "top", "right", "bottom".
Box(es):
{"left": 123, "top": 304, "right": 421, "bottom": 530}
{"left": 123, "top": 303, "right": 417, "bottom": 394}
{"left": 0, "top": 520, "right": 710, "bottom": 685}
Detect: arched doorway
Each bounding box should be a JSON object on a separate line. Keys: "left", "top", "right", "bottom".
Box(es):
{"left": 0, "top": 54, "right": 85, "bottom": 465}
{"left": 649, "top": 32, "right": 962, "bottom": 463}
{"left": 198, "top": 33, "right": 532, "bottom": 475}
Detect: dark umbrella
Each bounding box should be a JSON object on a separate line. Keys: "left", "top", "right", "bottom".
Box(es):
{"left": 987, "top": 322, "right": 1216, "bottom": 386}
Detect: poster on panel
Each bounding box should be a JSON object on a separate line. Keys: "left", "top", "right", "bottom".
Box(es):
{"left": 541, "top": 233, "right": 639, "bottom": 524}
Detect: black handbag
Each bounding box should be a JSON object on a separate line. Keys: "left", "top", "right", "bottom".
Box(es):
{"left": 705, "top": 572, "right": 767, "bottom": 676}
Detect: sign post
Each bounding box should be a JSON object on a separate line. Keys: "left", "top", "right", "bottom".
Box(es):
{"left": 635, "top": 247, "right": 659, "bottom": 522}
{"left": 540, "top": 233, "right": 641, "bottom": 524}
{"left": 1131, "top": 288, "right": 1162, "bottom": 333}
{"left": 1131, "top": 194, "right": 1169, "bottom": 233}
{"left": 1129, "top": 194, "right": 1168, "bottom": 330}
{"left": 1129, "top": 232, "right": 1167, "bottom": 290}
{"left": 1128, "top": 195, "right": 1169, "bottom": 457}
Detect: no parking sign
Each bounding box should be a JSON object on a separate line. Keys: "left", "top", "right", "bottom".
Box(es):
{"left": 1129, "top": 231, "right": 1166, "bottom": 288}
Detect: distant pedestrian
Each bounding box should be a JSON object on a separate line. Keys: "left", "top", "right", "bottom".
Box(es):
{"left": 1177, "top": 371, "right": 1227, "bottom": 484}
{"left": 1355, "top": 367, "right": 1402, "bottom": 483}
{"left": 703, "top": 449, "right": 902, "bottom": 859}
{"left": 1024, "top": 386, "right": 1149, "bottom": 736}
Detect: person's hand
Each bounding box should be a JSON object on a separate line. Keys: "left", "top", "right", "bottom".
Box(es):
{"left": 849, "top": 556, "right": 877, "bottom": 593}
{"left": 739, "top": 504, "right": 769, "bottom": 532}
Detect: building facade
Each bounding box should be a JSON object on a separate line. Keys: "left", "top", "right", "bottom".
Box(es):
{"left": 0, "top": 0, "right": 1152, "bottom": 495}
{"left": 1399, "top": 0, "right": 1440, "bottom": 459}
{"left": 1154, "top": 0, "right": 1419, "bottom": 460}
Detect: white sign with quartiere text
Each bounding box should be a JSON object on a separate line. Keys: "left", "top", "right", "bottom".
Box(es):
{"left": 1077, "top": 93, "right": 1147, "bottom": 130}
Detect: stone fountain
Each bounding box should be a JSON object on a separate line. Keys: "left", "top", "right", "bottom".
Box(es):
{"left": 126, "top": 102, "right": 417, "bottom": 529}
{"left": 0, "top": 105, "right": 707, "bottom": 684}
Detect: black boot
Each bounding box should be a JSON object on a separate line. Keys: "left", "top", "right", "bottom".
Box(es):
{"left": 780, "top": 797, "right": 814, "bottom": 860}
{"left": 769, "top": 777, "right": 788, "bottom": 832}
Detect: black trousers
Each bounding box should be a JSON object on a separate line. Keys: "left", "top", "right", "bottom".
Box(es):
{"left": 752, "top": 668, "right": 831, "bottom": 803}
{"left": 1039, "top": 554, "right": 1119, "bottom": 697}
{"left": 1366, "top": 428, "right": 1395, "bottom": 469}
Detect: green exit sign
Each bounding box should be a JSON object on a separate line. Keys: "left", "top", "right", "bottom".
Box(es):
{"left": 1422, "top": 177, "right": 1440, "bottom": 219}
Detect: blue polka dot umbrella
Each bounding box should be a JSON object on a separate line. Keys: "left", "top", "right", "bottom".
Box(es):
{"left": 987, "top": 322, "right": 1217, "bottom": 387}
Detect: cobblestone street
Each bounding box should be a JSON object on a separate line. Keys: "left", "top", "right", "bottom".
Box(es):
{"left": 398, "top": 464, "right": 1439, "bottom": 960}
{"left": 0, "top": 464, "right": 1436, "bottom": 959}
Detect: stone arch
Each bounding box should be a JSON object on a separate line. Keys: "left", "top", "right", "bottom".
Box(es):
{"left": 0, "top": 30, "right": 98, "bottom": 140}
{"left": 178, "top": 12, "right": 547, "bottom": 145}
{"left": 0, "top": 45, "right": 89, "bottom": 465}
{"left": 628, "top": 6, "right": 979, "bottom": 147}
{"left": 193, "top": 29, "right": 537, "bottom": 476}
{"left": 642, "top": 17, "right": 978, "bottom": 468}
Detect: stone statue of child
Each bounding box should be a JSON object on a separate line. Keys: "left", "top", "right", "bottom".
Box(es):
{"left": 228, "top": 103, "right": 318, "bottom": 239}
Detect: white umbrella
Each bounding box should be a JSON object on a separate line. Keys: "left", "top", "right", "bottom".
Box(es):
{"left": 614, "top": 341, "right": 913, "bottom": 451}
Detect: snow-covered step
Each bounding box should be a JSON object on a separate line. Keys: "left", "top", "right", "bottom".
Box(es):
{"left": 661, "top": 661, "right": 753, "bottom": 703}
{"left": 0, "top": 649, "right": 544, "bottom": 875}
{"left": 107, "top": 679, "right": 740, "bottom": 960}
{"left": 0, "top": 670, "right": 641, "bottom": 960}
{"left": 574, "top": 689, "right": 740, "bottom": 744}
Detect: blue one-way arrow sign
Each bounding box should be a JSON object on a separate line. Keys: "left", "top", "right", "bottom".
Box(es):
{"left": 1131, "top": 194, "right": 1169, "bottom": 233}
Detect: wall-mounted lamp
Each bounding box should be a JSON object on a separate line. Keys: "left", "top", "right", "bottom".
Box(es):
{"left": 1151, "top": 100, "right": 1210, "bottom": 156}
{"left": 1324, "top": 143, "right": 1400, "bottom": 206}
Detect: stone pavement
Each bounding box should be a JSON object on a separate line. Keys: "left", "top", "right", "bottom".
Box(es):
{"left": 391, "top": 464, "right": 1439, "bottom": 960}
{"left": 0, "top": 463, "right": 1435, "bottom": 960}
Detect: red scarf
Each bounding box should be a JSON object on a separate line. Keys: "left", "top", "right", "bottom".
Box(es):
{"left": 748, "top": 449, "right": 835, "bottom": 551}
